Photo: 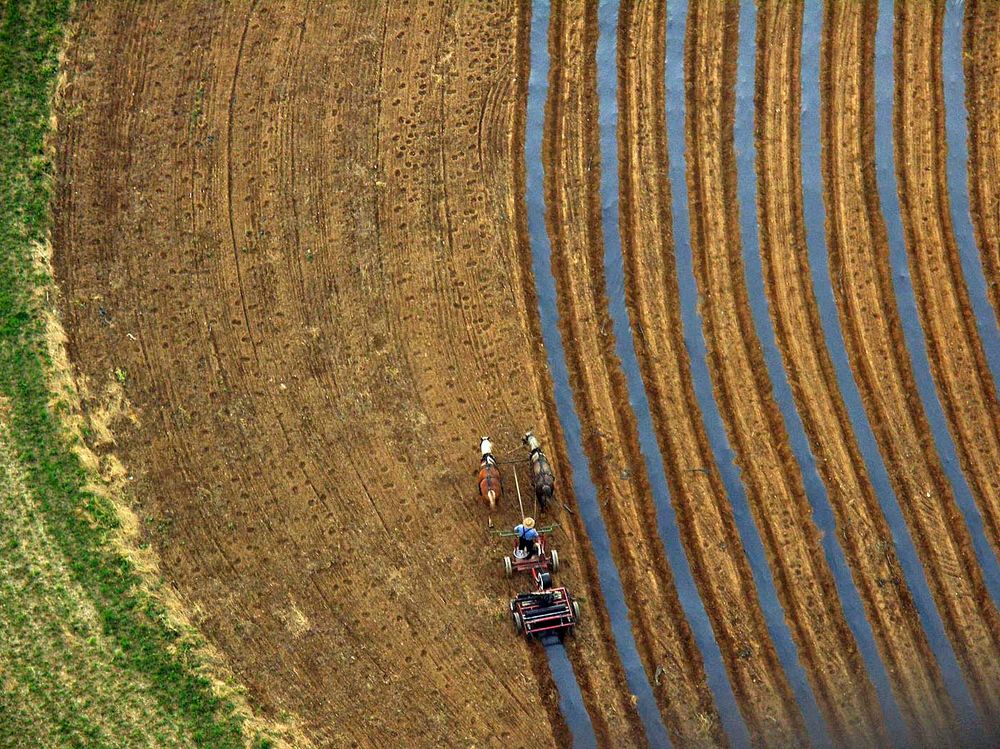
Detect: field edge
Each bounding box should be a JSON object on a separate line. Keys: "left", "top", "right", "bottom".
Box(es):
{"left": 0, "top": 3, "right": 304, "bottom": 746}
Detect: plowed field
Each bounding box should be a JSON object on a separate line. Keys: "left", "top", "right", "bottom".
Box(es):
{"left": 49, "top": 1, "right": 1000, "bottom": 747}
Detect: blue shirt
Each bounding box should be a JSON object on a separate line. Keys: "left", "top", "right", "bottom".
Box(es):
{"left": 515, "top": 524, "right": 539, "bottom": 541}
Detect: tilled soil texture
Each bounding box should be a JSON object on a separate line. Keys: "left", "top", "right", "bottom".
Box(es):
{"left": 686, "top": 0, "right": 886, "bottom": 745}
{"left": 755, "top": 2, "right": 955, "bottom": 744}
{"left": 543, "top": 0, "right": 721, "bottom": 744}
{"left": 822, "top": 0, "right": 1000, "bottom": 726}
{"left": 965, "top": 0, "right": 1000, "bottom": 329}
{"left": 52, "top": 2, "right": 643, "bottom": 747}
{"left": 895, "top": 1, "right": 1000, "bottom": 566}
{"left": 618, "top": 0, "right": 807, "bottom": 745}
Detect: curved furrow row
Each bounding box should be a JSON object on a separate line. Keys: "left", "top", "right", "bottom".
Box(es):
{"left": 543, "top": 1, "right": 722, "bottom": 744}
{"left": 893, "top": 1, "right": 1000, "bottom": 565}
{"left": 822, "top": 0, "right": 1000, "bottom": 727}
{"left": 685, "top": 1, "right": 886, "bottom": 745}
{"left": 618, "top": 0, "right": 807, "bottom": 745}
{"left": 754, "top": 2, "right": 955, "bottom": 744}
{"left": 964, "top": 0, "right": 1000, "bottom": 329}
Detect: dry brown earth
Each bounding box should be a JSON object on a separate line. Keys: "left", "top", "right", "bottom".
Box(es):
{"left": 51, "top": 2, "right": 643, "bottom": 746}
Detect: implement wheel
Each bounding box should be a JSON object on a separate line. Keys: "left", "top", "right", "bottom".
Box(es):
{"left": 512, "top": 610, "right": 524, "bottom": 634}
{"left": 572, "top": 600, "right": 581, "bottom": 621}
{"left": 504, "top": 556, "right": 513, "bottom": 577}
{"left": 550, "top": 549, "right": 559, "bottom": 572}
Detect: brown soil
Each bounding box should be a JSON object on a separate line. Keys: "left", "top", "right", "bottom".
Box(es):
{"left": 542, "top": 1, "right": 722, "bottom": 745}
{"left": 965, "top": 0, "right": 1000, "bottom": 328}
{"left": 894, "top": 1, "right": 1000, "bottom": 566}
{"left": 618, "top": 0, "right": 807, "bottom": 745}
{"left": 51, "top": 1, "right": 643, "bottom": 747}
{"left": 754, "top": 2, "right": 956, "bottom": 744}
{"left": 49, "top": 0, "right": 1000, "bottom": 746}
{"left": 821, "top": 0, "right": 1000, "bottom": 726}
{"left": 685, "top": 1, "right": 886, "bottom": 745}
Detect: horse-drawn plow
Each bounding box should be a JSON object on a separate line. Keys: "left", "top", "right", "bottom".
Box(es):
{"left": 477, "top": 433, "right": 579, "bottom": 640}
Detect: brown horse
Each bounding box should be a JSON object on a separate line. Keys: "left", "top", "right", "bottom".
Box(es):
{"left": 523, "top": 431, "right": 555, "bottom": 511}
{"left": 478, "top": 436, "right": 502, "bottom": 510}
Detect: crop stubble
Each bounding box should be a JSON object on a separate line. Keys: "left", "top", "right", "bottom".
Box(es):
{"left": 52, "top": 1, "right": 641, "bottom": 746}
{"left": 755, "top": 2, "right": 955, "bottom": 744}
{"left": 821, "top": 0, "right": 1000, "bottom": 726}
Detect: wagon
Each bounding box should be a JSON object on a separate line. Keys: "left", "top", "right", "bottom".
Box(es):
{"left": 509, "top": 587, "right": 580, "bottom": 639}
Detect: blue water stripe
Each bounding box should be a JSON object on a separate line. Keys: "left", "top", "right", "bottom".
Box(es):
{"left": 735, "top": 2, "right": 910, "bottom": 744}
{"left": 527, "top": 2, "right": 670, "bottom": 745}
{"left": 799, "top": 0, "right": 980, "bottom": 734}
{"left": 596, "top": 1, "right": 750, "bottom": 746}
{"left": 664, "top": 1, "right": 831, "bottom": 746}
{"left": 875, "top": 0, "right": 1000, "bottom": 606}
{"left": 943, "top": 0, "right": 1000, "bottom": 386}
{"left": 544, "top": 639, "right": 599, "bottom": 749}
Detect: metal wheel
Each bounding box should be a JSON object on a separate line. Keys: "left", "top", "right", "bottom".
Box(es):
{"left": 504, "top": 556, "right": 513, "bottom": 577}
{"left": 550, "top": 549, "right": 559, "bottom": 572}
{"left": 572, "top": 600, "right": 581, "bottom": 621}
{"left": 512, "top": 610, "right": 524, "bottom": 634}
{"left": 537, "top": 571, "right": 552, "bottom": 590}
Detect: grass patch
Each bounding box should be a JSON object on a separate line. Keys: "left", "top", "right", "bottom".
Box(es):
{"left": 0, "top": 2, "right": 260, "bottom": 745}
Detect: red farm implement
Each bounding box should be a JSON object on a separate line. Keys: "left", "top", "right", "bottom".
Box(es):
{"left": 510, "top": 587, "right": 580, "bottom": 639}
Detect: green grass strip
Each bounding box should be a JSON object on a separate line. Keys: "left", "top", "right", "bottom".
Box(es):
{"left": 0, "top": 2, "right": 250, "bottom": 745}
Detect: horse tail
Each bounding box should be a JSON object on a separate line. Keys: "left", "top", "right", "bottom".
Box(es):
{"left": 487, "top": 489, "right": 497, "bottom": 510}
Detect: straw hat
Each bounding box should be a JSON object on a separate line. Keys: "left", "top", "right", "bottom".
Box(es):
{"left": 523, "top": 517, "right": 535, "bottom": 529}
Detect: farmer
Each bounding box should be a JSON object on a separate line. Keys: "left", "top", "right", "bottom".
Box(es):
{"left": 514, "top": 517, "right": 539, "bottom": 558}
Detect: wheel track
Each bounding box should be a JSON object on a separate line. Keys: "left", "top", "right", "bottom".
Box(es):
{"left": 822, "top": 0, "right": 1000, "bottom": 727}
{"left": 894, "top": 0, "right": 1000, "bottom": 565}
{"left": 685, "top": 1, "right": 886, "bottom": 745}
{"left": 618, "top": 0, "right": 807, "bottom": 745}
{"left": 544, "top": 1, "right": 724, "bottom": 745}
{"left": 754, "top": 2, "right": 956, "bottom": 744}
{"left": 965, "top": 0, "right": 1000, "bottom": 329}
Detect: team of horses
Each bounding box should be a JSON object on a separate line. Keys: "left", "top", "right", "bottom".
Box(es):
{"left": 478, "top": 432, "right": 556, "bottom": 512}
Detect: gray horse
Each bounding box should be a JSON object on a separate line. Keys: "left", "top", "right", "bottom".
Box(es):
{"left": 522, "top": 431, "right": 555, "bottom": 511}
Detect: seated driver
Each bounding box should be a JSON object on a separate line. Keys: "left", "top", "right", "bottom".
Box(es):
{"left": 514, "top": 517, "right": 539, "bottom": 558}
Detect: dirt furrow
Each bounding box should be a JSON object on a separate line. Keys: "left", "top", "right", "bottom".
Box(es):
{"left": 754, "top": 2, "right": 955, "bottom": 743}
{"left": 51, "top": 1, "right": 641, "bottom": 746}
{"left": 894, "top": 1, "right": 1000, "bottom": 564}
{"left": 821, "top": 0, "right": 1000, "bottom": 725}
{"left": 964, "top": 0, "right": 1000, "bottom": 330}
{"left": 618, "top": 0, "right": 807, "bottom": 745}
{"left": 542, "top": 1, "right": 723, "bottom": 745}
{"left": 685, "top": 1, "right": 886, "bottom": 745}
